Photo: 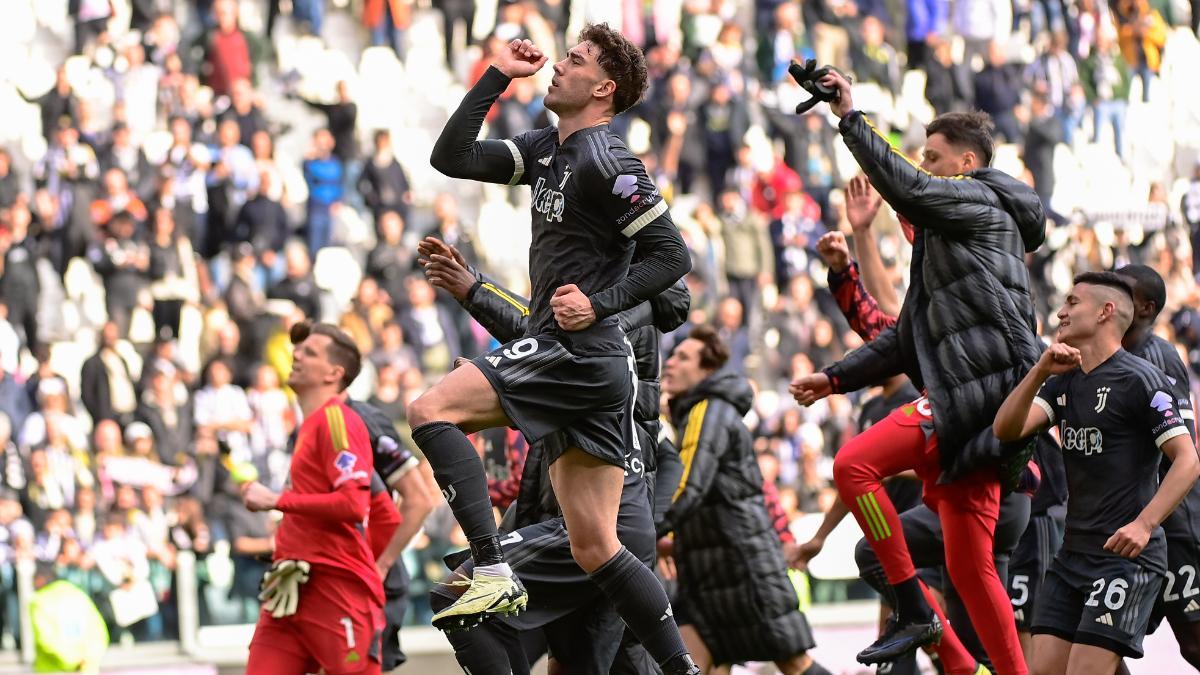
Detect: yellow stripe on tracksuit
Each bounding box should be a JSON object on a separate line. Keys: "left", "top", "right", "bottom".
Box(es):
{"left": 855, "top": 492, "right": 892, "bottom": 541}
{"left": 481, "top": 282, "right": 530, "bottom": 317}
{"left": 325, "top": 405, "right": 349, "bottom": 451}
{"left": 672, "top": 400, "right": 710, "bottom": 502}
{"left": 860, "top": 114, "right": 972, "bottom": 181}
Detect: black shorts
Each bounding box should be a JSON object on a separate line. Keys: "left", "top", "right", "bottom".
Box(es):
{"left": 380, "top": 563, "right": 409, "bottom": 670}
{"left": 1032, "top": 549, "right": 1164, "bottom": 658}
{"left": 473, "top": 334, "right": 635, "bottom": 469}
{"left": 1149, "top": 537, "right": 1200, "bottom": 632}
{"left": 1009, "top": 512, "right": 1064, "bottom": 631}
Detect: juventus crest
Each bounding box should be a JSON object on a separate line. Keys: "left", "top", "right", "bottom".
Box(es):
{"left": 1094, "top": 386, "right": 1111, "bottom": 413}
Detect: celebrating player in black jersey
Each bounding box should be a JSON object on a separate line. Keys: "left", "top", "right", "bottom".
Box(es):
{"left": 1115, "top": 264, "right": 1200, "bottom": 668}
{"left": 995, "top": 271, "right": 1200, "bottom": 675}
{"left": 415, "top": 26, "right": 697, "bottom": 675}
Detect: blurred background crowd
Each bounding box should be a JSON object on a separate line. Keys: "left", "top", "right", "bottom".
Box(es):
{"left": 0, "top": 0, "right": 1198, "bottom": 653}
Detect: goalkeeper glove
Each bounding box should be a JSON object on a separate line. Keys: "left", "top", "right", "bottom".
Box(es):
{"left": 258, "top": 559, "right": 311, "bottom": 618}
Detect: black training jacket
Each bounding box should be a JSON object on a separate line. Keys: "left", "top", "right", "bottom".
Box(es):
{"left": 824, "top": 111, "right": 1046, "bottom": 483}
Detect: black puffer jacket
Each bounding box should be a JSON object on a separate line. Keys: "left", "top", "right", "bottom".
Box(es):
{"left": 460, "top": 271, "right": 690, "bottom": 527}
{"left": 825, "top": 111, "right": 1046, "bottom": 483}
{"left": 664, "top": 370, "right": 813, "bottom": 664}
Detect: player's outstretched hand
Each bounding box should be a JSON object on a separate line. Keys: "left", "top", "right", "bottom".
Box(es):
{"left": 845, "top": 174, "right": 882, "bottom": 232}
{"left": 790, "top": 373, "right": 832, "bottom": 407}
{"left": 790, "top": 536, "right": 825, "bottom": 571}
{"left": 817, "top": 69, "right": 854, "bottom": 118}
{"left": 1105, "top": 518, "right": 1153, "bottom": 558}
{"left": 1037, "top": 342, "right": 1082, "bottom": 377}
{"left": 816, "top": 231, "right": 851, "bottom": 273}
{"left": 241, "top": 481, "right": 279, "bottom": 512}
{"left": 551, "top": 284, "right": 596, "bottom": 331}
{"left": 494, "top": 39, "right": 548, "bottom": 79}
{"left": 423, "top": 254, "right": 476, "bottom": 301}
{"left": 417, "top": 236, "right": 468, "bottom": 268}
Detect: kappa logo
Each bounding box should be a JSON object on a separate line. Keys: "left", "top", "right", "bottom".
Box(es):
{"left": 1095, "top": 612, "right": 1114, "bottom": 626}
{"left": 1095, "top": 387, "right": 1111, "bottom": 413}
{"left": 537, "top": 155, "right": 553, "bottom": 166}
{"left": 1151, "top": 391, "right": 1174, "bottom": 414}
{"left": 612, "top": 174, "right": 639, "bottom": 201}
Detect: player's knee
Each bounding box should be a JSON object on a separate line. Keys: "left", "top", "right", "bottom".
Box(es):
{"left": 569, "top": 538, "right": 621, "bottom": 573}
{"left": 854, "top": 537, "right": 880, "bottom": 576}
{"left": 832, "top": 451, "right": 865, "bottom": 491}
{"left": 407, "top": 393, "right": 443, "bottom": 429}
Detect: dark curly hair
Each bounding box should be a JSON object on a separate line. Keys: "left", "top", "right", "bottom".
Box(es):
{"left": 578, "top": 23, "right": 649, "bottom": 115}
{"left": 926, "top": 111, "right": 996, "bottom": 168}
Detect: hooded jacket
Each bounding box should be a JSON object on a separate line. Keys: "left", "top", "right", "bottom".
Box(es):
{"left": 825, "top": 111, "right": 1046, "bottom": 483}
{"left": 663, "top": 370, "right": 814, "bottom": 664}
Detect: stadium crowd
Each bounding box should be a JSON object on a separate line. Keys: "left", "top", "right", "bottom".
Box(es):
{"left": 0, "top": 0, "right": 1198, "bottom": 653}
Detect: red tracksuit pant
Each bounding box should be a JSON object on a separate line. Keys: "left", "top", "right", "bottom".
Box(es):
{"left": 833, "top": 397, "right": 1026, "bottom": 675}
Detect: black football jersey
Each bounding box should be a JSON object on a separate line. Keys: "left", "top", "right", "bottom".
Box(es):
{"left": 1035, "top": 349, "right": 1190, "bottom": 566}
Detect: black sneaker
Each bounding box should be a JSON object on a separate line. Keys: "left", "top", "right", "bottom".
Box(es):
{"left": 857, "top": 613, "right": 943, "bottom": 664}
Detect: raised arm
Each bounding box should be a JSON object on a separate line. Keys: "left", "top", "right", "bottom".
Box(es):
{"left": 430, "top": 40, "right": 548, "bottom": 184}
{"left": 994, "top": 343, "right": 1077, "bottom": 442}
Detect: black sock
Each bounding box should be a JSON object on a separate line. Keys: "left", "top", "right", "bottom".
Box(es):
{"left": 431, "top": 590, "right": 529, "bottom": 675}
{"left": 589, "top": 547, "right": 689, "bottom": 671}
{"left": 412, "top": 421, "right": 502, "bottom": 564}
{"left": 892, "top": 576, "right": 933, "bottom": 624}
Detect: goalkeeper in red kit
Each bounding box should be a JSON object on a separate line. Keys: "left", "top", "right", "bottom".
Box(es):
{"left": 241, "top": 321, "right": 385, "bottom": 674}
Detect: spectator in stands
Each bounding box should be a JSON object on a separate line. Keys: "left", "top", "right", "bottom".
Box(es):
{"left": 1024, "top": 90, "right": 1063, "bottom": 209}
{"left": 718, "top": 190, "right": 772, "bottom": 324}
{"left": 89, "top": 211, "right": 148, "bottom": 336}
{"left": 20, "top": 66, "right": 79, "bottom": 143}
{"left": 769, "top": 190, "right": 825, "bottom": 288}
{"left": 954, "top": 0, "right": 1012, "bottom": 67}
{"left": 136, "top": 365, "right": 193, "bottom": 467}
{"left": 699, "top": 82, "right": 748, "bottom": 201}
{"left": 426, "top": 193, "right": 476, "bottom": 277}
{"left": 1025, "top": 32, "right": 1083, "bottom": 143}
{"left": 301, "top": 128, "right": 343, "bottom": 254}
{"left": 164, "top": 116, "right": 211, "bottom": 251}
{"left": 245, "top": 364, "right": 292, "bottom": 483}
{"left": 715, "top": 297, "right": 751, "bottom": 373}
{"left": 363, "top": 0, "right": 411, "bottom": 58}
{"left": 852, "top": 16, "right": 902, "bottom": 96}
{"left": 292, "top": 0, "right": 327, "bottom": 36}
{"left": 220, "top": 79, "right": 268, "bottom": 151}
{"left": 1113, "top": 0, "right": 1168, "bottom": 102}
{"left": 101, "top": 123, "right": 154, "bottom": 203}
{"left": 91, "top": 168, "right": 149, "bottom": 232}
{"left": 974, "top": 41, "right": 1024, "bottom": 142}
{"left": 80, "top": 324, "right": 139, "bottom": 428}
{"left": 232, "top": 170, "right": 290, "bottom": 278}
{"left": 358, "top": 129, "right": 412, "bottom": 226}
{"left": 268, "top": 242, "right": 322, "bottom": 320}
{"left": 0, "top": 206, "right": 41, "bottom": 351}
{"left": 224, "top": 244, "right": 269, "bottom": 355}
{"left": 192, "top": 359, "right": 252, "bottom": 465}
{"left": 340, "top": 277, "right": 393, "bottom": 356}
{"left": 228, "top": 488, "right": 273, "bottom": 623}
{"left": 1081, "top": 31, "right": 1132, "bottom": 159}
{"left": 369, "top": 320, "right": 419, "bottom": 374}
{"left": 397, "top": 277, "right": 459, "bottom": 376}
{"left": 1185, "top": 160, "right": 1200, "bottom": 277}
{"left": 35, "top": 123, "right": 100, "bottom": 258}
{"left": 301, "top": 80, "right": 359, "bottom": 168}
{"left": 148, "top": 208, "right": 199, "bottom": 341}
{"left": 203, "top": 322, "right": 256, "bottom": 391}
{"left": 195, "top": 0, "right": 260, "bottom": 98}
{"left": 0, "top": 151, "right": 20, "bottom": 211}
{"left": 805, "top": 0, "right": 855, "bottom": 72}
{"left": 205, "top": 119, "right": 258, "bottom": 258}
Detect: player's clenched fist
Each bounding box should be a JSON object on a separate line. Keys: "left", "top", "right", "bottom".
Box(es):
{"left": 790, "top": 373, "right": 832, "bottom": 407}
{"left": 495, "top": 39, "right": 548, "bottom": 79}
{"left": 551, "top": 284, "right": 596, "bottom": 331}
{"left": 1037, "top": 342, "right": 1082, "bottom": 377}
{"left": 1104, "top": 517, "right": 1153, "bottom": 558}
{"left": 816, "top": 231, "right": 851, "bottom": 273}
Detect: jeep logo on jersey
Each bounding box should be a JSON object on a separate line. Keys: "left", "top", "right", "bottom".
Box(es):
{"left": 1062, "top": 426, "right": 1104, "bottom": 455}
{"left": 612, "top": 174, "right": 639, "bottom": 201}
{"left": 1151, "top": 391, "right": 1174, "bottom": 414}
{"left": 533, "top": 176, "right": 565, "bottom": 223}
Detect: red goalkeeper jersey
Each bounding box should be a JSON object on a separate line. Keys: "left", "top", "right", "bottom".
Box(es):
{"left": 273, "top": 397, "right": 383, "bottom": 605}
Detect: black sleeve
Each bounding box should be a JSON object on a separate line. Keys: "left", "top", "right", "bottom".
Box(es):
{"left": 823, "top": 325, "right": 905, "bottom": 393}
{"left": 589, "top": 220, "right": 691, "bottom": 321}
{"left": 462, "top": 273, "right": 531, "bottom": 343}
{"left": 429, "top": 66, "right": 531, "bottom": 186}
{"left": 649, "top": 279, "right": 691, "bottom": 333}
{"left": 658, "top": 400, "right": 728, "bottom": 538}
